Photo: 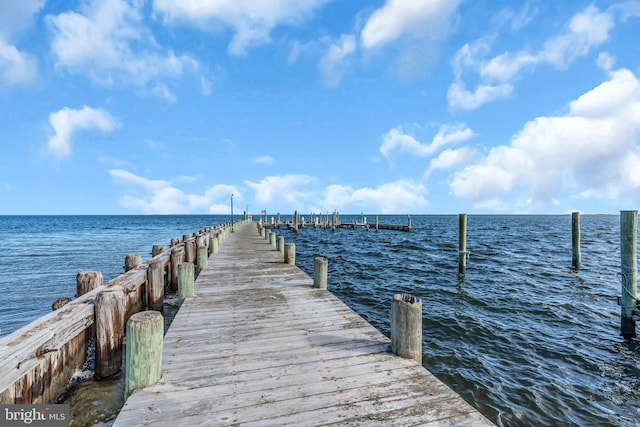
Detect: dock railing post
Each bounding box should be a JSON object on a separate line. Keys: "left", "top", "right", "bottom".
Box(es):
{"left": 196, "top": 236, "right": 208, "bottom": 274}
{"left": 124, "top": 254, "right": 142, "bottom": 272}
{"left": 572, "top": 212, "right": 581, "bottom": 270}
{"left": 314, "top": 257, "right": 328, "bottom": 289}
{"left": 178, "top": 262, "right": 195, "bottom": 304}
{"left": 284, "top": 243, "right": 296, "bottom": 265}
{"left": 170, "top": 246, "right": 183, "bottom": 292}
{"left": 459, "top": 213, "right": 467, "bottom": 276}
{"left": 76, "top": 270, "right": 103, "bottom": 297}
{"left": 151, "top": 244, "right": 164, "bottom": 257}
{"left": 147, "top": 259, "right": 164, "bottom": 313}
{"left": 95, "top": 286, "right": 126, "bottom": 379}
{"left": 391, "top": 294, "right": 422, "bottom": 364}
{"left": 620, "top": 210, "right": 638, "bottom": 339}
{"left": 125, "top": 311, "right": 163, "bottom": 398}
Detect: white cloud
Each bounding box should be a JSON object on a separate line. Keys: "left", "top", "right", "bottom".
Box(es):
{"left": 109, "top": 169, "right": 239, "bottom": 214}
{"left": 252, "top": 155, "right": 275, "bottom": 165}
{"left": 321, "top": 180, "right": 428, "bottom": 214}
{"left": 0, "top": 0, "right": 45, "bottom": 38}
{"left": 244, "top": 175, "right": 317, "bottom": 207}
{"left": 153, "top": 0, "right": 329, "bottom": 56}
{"left": 425, "top": 147, "right": 477, "bottom": 177}
{"left": 47, "top": 0, "right": 203, "bottom": 96}
{"left": 319, "top": 34, "right": 356, "bottom": 87}
{"left": 448, "top": 5, "right": 617, "bottom": 110}
{"left": 0, "top": 38, "right": 37, "bottom": 88}
{"left": 449, "top": 68, "right": 640, "bottom": 212}
{"left": 380, "top": 124, "right": 475, "bottom": 160}
{"left": 45, "top": 106, "right": 118, "bottom": 160}
{"left": 360, "top": 0, "right": 460, "bottom": 49}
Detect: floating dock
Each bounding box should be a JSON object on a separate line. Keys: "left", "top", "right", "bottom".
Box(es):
{"left": 114, "top": 222, "right": 492, "bottom": 426}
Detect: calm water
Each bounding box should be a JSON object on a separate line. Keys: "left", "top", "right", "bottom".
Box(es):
{"left": 1, "top": 214, "right": 639, "bottom": 426}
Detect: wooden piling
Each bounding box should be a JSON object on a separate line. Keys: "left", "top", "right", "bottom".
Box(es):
{"left": 572, "top": 212, "right": 581, "bottom": 270}
{"left": 170, "top": 247, "right": 184, "bottom": 292}
{"left": 95, "top": 287, "right": 126, "bottom": 379}
{"left": 183, "top": 235, "right": 195, "bottom": 264}
{"left": 124, "top": 254, "right": 142, "bottom": 272}
{"left": 391, "top": 294, "right": 422, "bottom": 364}
{"left": 284, "top": 243, "right": 296, "bottom": 265}
{"left": 178, "top": 262, "right": 195, "bottom": 304}
{"left": 375, "top": 215, "right": 379, "bottom": 232}
{"left": 269, "top": 231, "right": 277, "bottom": 248}
{"left": 620, "top": 210, "right": 638, "bottom": 339}
{"left": 314, "top": 257, "right": 328, "bottom": 289}
{"left": 196, "top": 237, "right": 208, "bottom": 274}
{"left": 147, "top": 259, "right": 165, "bottom": 313}
{"left": 278, "top": 236, "right": 284, "bottom": 255}
{"left": 76, "top": 270, "right": 103, "bottom": 297}
{"left": 459, "top": 213, "right": 467, "bottom": 276}
{"left": 124, "top": 311, "right": 163, "bottom": 398}
{"left": 151, "top": 244, "right": 165, "bottom": 257}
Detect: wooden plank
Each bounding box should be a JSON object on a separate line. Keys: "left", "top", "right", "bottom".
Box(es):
{"left": 113, "top": 222, "right": 493, "bottom": 426}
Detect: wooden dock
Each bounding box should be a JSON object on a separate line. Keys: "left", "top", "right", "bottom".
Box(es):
{"left": 114, "top": 222, "right": 492, "bottom": 426}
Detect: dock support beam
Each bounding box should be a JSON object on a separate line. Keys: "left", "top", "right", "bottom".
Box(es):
{"left": 620, "top": 210, "right": 638, "bottom": 339}
{"left": 572, "top": 212, "right": 581, "bottom": 270}
{"left": 125, "top": 311, "right": 163, "bottom": 398}
{"left": 391, "top": 294, "right": 422, "bottom": 364}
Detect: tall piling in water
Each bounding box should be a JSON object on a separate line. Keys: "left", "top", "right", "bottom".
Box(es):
{"left": 572, "top": 212, "right": 581, "bottom": 270}
{"left": 458, "top": 214, "right": 467, "bottom": 276}
{"left": 620, "top": 210, "right": 638, "bottom": 339}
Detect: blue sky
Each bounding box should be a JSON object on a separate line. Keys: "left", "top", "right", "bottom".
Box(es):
{"left": 1, "top": 0, "right": 640, "bottom": 215}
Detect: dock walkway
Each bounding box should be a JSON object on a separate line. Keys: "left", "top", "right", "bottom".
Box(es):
{"left": 114, "top": 222, "right": 493, "bottom": 426}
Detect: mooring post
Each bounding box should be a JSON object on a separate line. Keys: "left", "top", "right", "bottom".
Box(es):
{"left": 95, "top": 287, "right": 126, "bottom": 379}
{"left": 284, "top": 243, "right": 296, "bottom": 265}
{"left": 314, "top": 257, "right": 328, "bottom": 289}
{"left": 125, "top": 311, "right": 163, "bottom": 398}
{"left": 147, "top": 259, "right": 164, "bottom": 313}
{"left": 270, "top": 231, "right": 277, "bottom": 248}
{"left": 408, "top": 215, "right": 412, "bottom": 231}
{"left": 278, "top": 236, "right": 285, "bottom": 255}
{"left": 572, "top": 212, "right": 581, "bottom": 270}
{"left": 178, "top": 262, "right": 195, "bottom": 304}
{"left": 391, "top": 294, "right": 422, "bottom": 364}
{"left": 620, "top": 210, "right": 638, "bottom": 339}
{"left": 459, "top": 213, "right": 467, "bottom": 276}
{"left": 76, "top": 270, "right": 103, "bottom": 297}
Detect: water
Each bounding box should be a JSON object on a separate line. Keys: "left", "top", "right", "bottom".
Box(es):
{"left": 1, "top": 214, "right": 639, "bottom": 426}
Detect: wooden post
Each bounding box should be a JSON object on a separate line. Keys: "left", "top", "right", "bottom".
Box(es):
{"left": 212, "top": 234, "right": 219, "bottom": 254}
{"left": 124, "top": 311, "right": 163, "bottom": 398}
{"left": 76, "top": 270, "right": 103, "bottom": 297}
{"left": 278, "top": 236, "right": 284, "bottom": 256}
{"left": 178, "top": 262, "right": 195, "bottom": 304}
{"left": 458, "top": 214, "right": 467, "bottom": 276}
{"left": 170, "top": 246, "right": 183, "bottom": 292}
{"left": 124, "top": 254, "right": 142, "bottom": 272}
{"left": 269, "top": 231, "right": 277, "bottom": 248}
{"left": 284, "top": 243, "right": 296, "bottom": 265}
{"left": 408, "top": 215, "right": 412, "bottom": 231}
{"left": 196, "top": 237, "right": 208, "bottom": 274}
{"left": 572, "top": 212, "right": 581, "bottom": 270}
{"left": 294, "top": 210, "right": 299, "bottom": 232}
{"left": 151, "top": 244, "right": 164, "bottom": 257}
{"left": 147, "top": 259, "right": 164, "bottom": 313}
{"left": 375, "top": 216, "right": 379, "bottom": 232}
{"left": 620, "top": 210, "right": 638, "bottom": 339}
{"left": 95, "top": 287, "right": 126, "bottom": 379}
{"left": 183, "top": 235, "right": 195, "bottom": 264}
{"left": 391, "top": 294, "right": 422, "bottom": 364}
{"left": 314, "top": 257, "right": 328, "bottom": 289}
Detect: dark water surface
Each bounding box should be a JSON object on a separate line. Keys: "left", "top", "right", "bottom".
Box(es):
{"left": 1, "top": 214, "right": 639, "bottom": 426}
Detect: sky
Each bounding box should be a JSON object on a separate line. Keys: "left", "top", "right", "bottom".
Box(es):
{"left": 1, "top": 0, "right": 640, "bottom": 215}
